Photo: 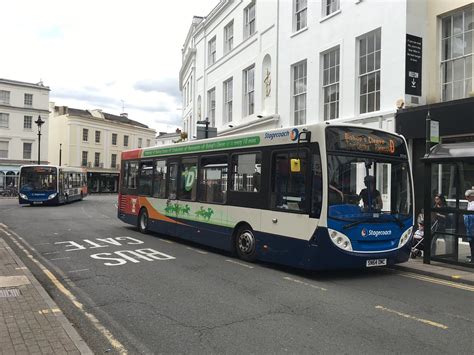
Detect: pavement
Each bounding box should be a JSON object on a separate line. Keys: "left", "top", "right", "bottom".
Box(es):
{"left": 0, "top": 237, "right": 92, "bottom": 355}
{"left": 0, "top": 228, "right": 473, "bottom": 354}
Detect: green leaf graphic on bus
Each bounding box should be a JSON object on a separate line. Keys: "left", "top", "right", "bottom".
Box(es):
{"left": 183, "top": 167, "right": 197, "bottom": 192}
{"left": 195, "top": 207, "right": 214, "bottom": 221}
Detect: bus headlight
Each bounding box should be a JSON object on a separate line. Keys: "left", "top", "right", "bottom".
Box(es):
{"left": 398, "top": 227, "right": 413, "bottom": 248}
{"left": 48, "top": 193, "right": 57, "bottom": 200}
{"left": 20, "top": 193, "right": 28, "bottom": 200}
{"left": 328, "top": 228, "right": 353, "bottom": 251}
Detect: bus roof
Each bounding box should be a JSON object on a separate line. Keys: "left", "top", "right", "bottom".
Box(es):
{"left": 20, "top": 165, "right": 87, "bottom": 173}
{"left": 122, "top": 122, "right": 405, "bottom": 160}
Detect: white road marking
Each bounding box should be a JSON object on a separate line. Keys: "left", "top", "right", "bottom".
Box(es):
{"left": 225, "top": 259, "right": 254, "bottom": 269}
{"left": 186, "top": 247, "right": 208, "bottom": 255}
{"left": 50, "top": 257, "right": 71, "bottom": 261}
{"left": 283, "top": 277, "right": 328, "bottom": 291}
{"left": 157, "top": 238, "right": 174, "bottom": 244}
{"left": 68, "top": 269, "right": 89, "bottom": 273}
{"left": 42, "top": 251, "right": 62, "bottom": 255}
{"left": 375, "top": 305, "right": 448, "bottom": 330}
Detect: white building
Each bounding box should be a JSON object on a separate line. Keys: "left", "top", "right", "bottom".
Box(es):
{"left": 0, "top": 78, "right": 50, "bottom": 189}
{"left": 49, "top": 105, "right": 156, "bottom": 193}
{"left": 180, "top": 0, "right": 473, "bottom": 137}
{"left": 155, "top": 129, "right": 183, "bottom": 145}
{"left": 180, "top": 0, "right": 279, "bottom": 138}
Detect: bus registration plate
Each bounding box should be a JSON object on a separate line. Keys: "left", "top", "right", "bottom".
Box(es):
{"left": 366, "top": 259, "right": 387, "bottom": 267}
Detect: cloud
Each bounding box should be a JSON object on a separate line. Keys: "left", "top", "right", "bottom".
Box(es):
{"left": 134, "top": 78, "right": 181, "bottom": 100}
{"left": 52, "top": 88, "right": 118, "bottom": 108}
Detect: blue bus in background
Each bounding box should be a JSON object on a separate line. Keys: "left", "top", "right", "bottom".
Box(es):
{"left": 19, "top": 165, "right": 87, "bottom": 205}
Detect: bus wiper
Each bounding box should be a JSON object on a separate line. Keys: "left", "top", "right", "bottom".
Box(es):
{"left": 380, "top": 211, "right": 405, "bottom": 229}
{"left": 343, "top": 218, "right": 381, "bottom": 230}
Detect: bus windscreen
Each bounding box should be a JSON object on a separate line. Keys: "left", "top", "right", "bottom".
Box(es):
{"left": 20, "top": 167, "right": 57, "bottom": 192}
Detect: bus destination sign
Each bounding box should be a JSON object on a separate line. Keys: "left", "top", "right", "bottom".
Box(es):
{"left": 326, "top": 127, "right": 406, "bottom": 157}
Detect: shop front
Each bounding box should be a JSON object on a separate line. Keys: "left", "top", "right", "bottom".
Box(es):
{"left": 396, "top": 97, "right": 474, "bottom": 266}
{"left": 87, "top": 172, "right": 119, "bottom": 193}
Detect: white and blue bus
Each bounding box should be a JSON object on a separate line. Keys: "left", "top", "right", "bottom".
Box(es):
{"left": 19, "top": 165, "right": 87, "bottom": 205}
{"left": 118, "top": 123, "right": 414, "bottom": 270}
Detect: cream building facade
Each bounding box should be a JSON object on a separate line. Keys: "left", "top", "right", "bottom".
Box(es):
{"left": 0, "top": 78, "right": 50, "bottom": 190}
{"left": 49, "top": 105, "right": 156, "bottom": 193}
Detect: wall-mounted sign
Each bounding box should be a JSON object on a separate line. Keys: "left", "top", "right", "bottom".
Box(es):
{"left": 405, "top": 34, "right": 423, "bottom": 96}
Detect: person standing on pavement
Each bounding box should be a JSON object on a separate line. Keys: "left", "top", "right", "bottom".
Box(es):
{"left": 463, "top": 189, "right": 474, "bottom": 263}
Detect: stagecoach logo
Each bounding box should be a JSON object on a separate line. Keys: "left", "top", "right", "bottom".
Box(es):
{"left": 361, "top": 228, "right": 392, "bottom": 237}
{"left": 264, "top": 128, "right": 299, "bottom": 141}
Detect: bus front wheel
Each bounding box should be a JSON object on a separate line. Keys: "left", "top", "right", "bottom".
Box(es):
{"left": 235, "top": 225, "right": 257, "bottom": 262}
{"left": 138, "top": 208, "right": 149, "bottom": 234}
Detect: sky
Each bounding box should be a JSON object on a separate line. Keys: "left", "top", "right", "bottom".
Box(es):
{"left": 2, "top": 0, "right": 219, "bottom": 134}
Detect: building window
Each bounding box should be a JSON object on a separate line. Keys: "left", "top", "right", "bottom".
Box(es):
{"left": 244, "top": 1, "right": 256, "bottom": 38}
{"left": 322, "top": 47, "right": 340, "bottom": 120}
{"left": 0, "top": 90, "right": 10, "bottom": 105}
{"left": 146, "top": 139, "right": 151, "bottom": 147}
{"left": 224, "top": 21, "right": 234, "bottom": 53}
{"left": 138, "top": 138, "right": 143, "bottom": 148}
{"left": 207, "top": 88, "right": 216, "bottom": 127}
{"left": 24, "top": 93, "right": 33, "bottom": 106}
{"left": 112, "top": 133, "right": 117, "bottom": 145}
{"left": 124, "top": 135, "right": 129, "bottom": 147}
{"left": 292, "top": 60, "right": 307, "bottom": 125}
{"left": 94, "top": 152, "right": 100, "bottom": 167}
{"left": 243, "top": 65, "right": 255, "bottom": 116}
{"left": 0, "top": 113, "right": 9, "bottom": 128}
{"left": 95, "top": 130, "right": 101, "bottom": 143}
{"left": 82, "top": 151, "right": 88, "bottom": 167}
{"left": 359, "top": 29, "right": 381, "bottom": 114}
{"left": 111, "top": 154, "right": 117, "bottom": 168}
{"left": 294, "top": 0, "right": 307, "bottom": 31}
{"left": 24, "top": 116, "right": 32, "bottom": 129}
{"left": 23, "top": 143, "right": 32, "bottom": 160}
{"left": 441, "top": 5, "right": 473, "bottom": 101}
{"left": 223, "top": 78, "right": 233, "bottom": 123}
{"left": 323, "top": 0, "right": 340, "bottom": 17}
{"left": 83, "top": 128, "right": 89, "bottom": 142}
{"left": 208, "top": 36, "right": 216, "bottom": 66}
{"left": 0, "top": 141, "right": 8, "bottom": 158}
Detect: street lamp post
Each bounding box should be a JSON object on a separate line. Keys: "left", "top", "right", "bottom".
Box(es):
{"left": 35, "top": 115, "right": 45, "bottom": 165}
{"left": 59, "top": 143, "right": 62, "bottom": 166}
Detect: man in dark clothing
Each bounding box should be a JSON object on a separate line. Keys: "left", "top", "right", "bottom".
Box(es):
{"left": 359, "top": 175, "right": 383, "bottom": 210}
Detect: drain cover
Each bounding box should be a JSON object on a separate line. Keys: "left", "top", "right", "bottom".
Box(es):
{"left": 0, "top": 288, "right": 21, "bottom": 297}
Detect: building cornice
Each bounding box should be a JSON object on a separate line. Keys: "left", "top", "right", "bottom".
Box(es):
{"left": 0, "top": 104, "right": 50, "bottom": 114}
{"left": 179, "top": 49, "right": 196, "bottom": 89}
{"left": 0, "top": 78, "right": 50, "bottom": 91}
{"left": 63, "top": 115, "right": 156, "bottom": 135}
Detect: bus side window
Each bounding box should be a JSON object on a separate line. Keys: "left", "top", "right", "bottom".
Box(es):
{"left": 127, "top": 161, "right": 138, "bottom": 190}
{"left": 138, "top": 161, "right": 153, "bottom": 196}
{"left": 199, "top": 155, "right": 228, "bottom": 204}
{"left": 153, "top": 160, "right": 167, "bottom": 198}
{"left": 167, "top": 163, "right": 178, "bottom": 200}
{"left": 122, "top": 162, "right": 129, "bottom": 189}
{"left": 231, "top": 153, "right": 261, "bottom": 192}
{"left": 312, "top": 147, "right": 322, "bottom": 218}
{"left": 179, "top": 158, "right": 198, "bottom": 201}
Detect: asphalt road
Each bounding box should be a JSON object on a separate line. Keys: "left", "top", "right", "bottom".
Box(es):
{"left": 0, "top": 195, "right": 473, "bottom": 354}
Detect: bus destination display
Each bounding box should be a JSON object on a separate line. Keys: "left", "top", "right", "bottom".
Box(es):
{"left": 326, "top": 127, "right": 406, "bottom": 157}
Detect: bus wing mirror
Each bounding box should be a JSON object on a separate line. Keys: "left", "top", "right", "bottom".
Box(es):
{"left": 290, "top": 159, "right": 301, "bottom": 173}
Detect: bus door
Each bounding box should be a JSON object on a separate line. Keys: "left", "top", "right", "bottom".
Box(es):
{"left": 261, "top": 149, "right": 313, "bottom": 242}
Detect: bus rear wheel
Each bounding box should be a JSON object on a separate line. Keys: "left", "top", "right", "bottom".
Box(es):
{"left": 235, "top": 225, "right": 257, "bottom": 262}
{"left": 138, "top": 208, "right": 149, "bottom": 234}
